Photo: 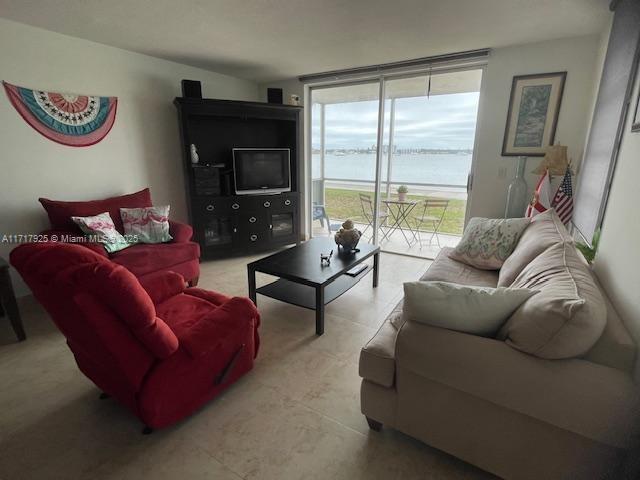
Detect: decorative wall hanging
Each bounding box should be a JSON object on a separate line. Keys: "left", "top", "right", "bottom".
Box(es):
{"left": 502, "top": 72, "right": 566, "bottom": 156}
{"left": 3, "top": 81, "right": 117, "bottom": 147}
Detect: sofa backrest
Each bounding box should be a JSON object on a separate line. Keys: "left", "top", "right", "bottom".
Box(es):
{"left": 498, "top": 242, "right": 607, "bottom": 360}
{"left": 498, "top": 209, "right": 573, "bottom": 287}
{"left": 10, "top": 243, "right": 178, "bottom": 390}
{"left": 584, "top": 275, "right": 637, "bottom": 373}
{"left": 497, "top": 210, "right": 637, "bottom": 372}
{"left": 39, "top": 187, "right": 152, "bottom": 234}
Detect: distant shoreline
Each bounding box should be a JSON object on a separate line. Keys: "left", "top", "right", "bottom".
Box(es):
{"left": 313, "top": 152, "right": 471, "bottom": 198}
{"left": 322, "top": 180, "right": 468, "bottom": 200}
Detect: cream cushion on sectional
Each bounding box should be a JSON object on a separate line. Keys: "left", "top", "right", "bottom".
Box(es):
{"left": 403, "top": 281, "right": 536, "bottom": 337}
{"left": 389, "top": 247, "right": 500, "bottom": 331}
{"left": 421, "top": 247, "right": 499, "bottom": 287}
{"left": 499, "top": 242, "right": 607, "bottom": 359}
{"left": 498, "top": 208, "right": 573, "bottom": 287}
{"left": 359, "top": 315, "right": 399, "bottom": 388}
{"left": 395, "top": 321, "right": 640, "bottom": 450}
{"left": 584, "top": 275, "right": 636, "bottom": 372}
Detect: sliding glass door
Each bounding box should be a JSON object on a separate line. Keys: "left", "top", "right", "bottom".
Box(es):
{"left": 309, "top": 68, "right": 482, "bottom": 258}
{"left": 311, "top": 81, "right": 382, "bottom": 246}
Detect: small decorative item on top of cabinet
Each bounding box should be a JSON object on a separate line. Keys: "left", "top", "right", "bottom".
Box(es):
{"left": 190, "top": 144, "right": 199, "bottom": 164}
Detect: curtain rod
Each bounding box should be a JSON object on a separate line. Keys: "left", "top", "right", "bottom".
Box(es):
{"left": 298, "top": 48, "right": 490, "bottom": 83}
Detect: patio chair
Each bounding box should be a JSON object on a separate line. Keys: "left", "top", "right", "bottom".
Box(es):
{"left": 358, "top": 193, "right": 391, "bottom": 241}
{"left": 312, "top": 202, "right": 331, "bottom": 234}
{"left": 412, "top": 199, "right": 449, "bottom": 247}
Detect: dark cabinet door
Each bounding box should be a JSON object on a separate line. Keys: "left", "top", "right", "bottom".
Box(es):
{"left": 269, "top": 212, "right": 296, "bottom": 239}
{"left": 198, "top": 216, "right": 234, "bottom": 248}
{"left": 191, "top": 193, "right": 299, "bottom": 257}
{"left": 235, "top": 214, "right": 264, "bottom": 247}
{"left": 262, "top": 193, "right": 298, "bottom": 244}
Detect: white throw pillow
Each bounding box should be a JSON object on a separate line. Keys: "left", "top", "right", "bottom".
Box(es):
{"left": 71, "top": 212, "right": 131, "bottom": 253}
{"left": 120, "top": 205, "right": 172, "bottom": 244}
{"left": 402, "top": 281, "right": 536, "bottom": 337}
{"left": 448, "top": 217, "right": 530, "bottom": 270}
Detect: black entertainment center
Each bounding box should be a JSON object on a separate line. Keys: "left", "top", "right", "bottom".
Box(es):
{"left": 174, "top": 97, "right": 303, "bottom": 259}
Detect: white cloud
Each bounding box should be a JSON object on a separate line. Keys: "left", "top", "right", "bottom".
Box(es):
{"left": 312, "top": 92, "right": 480, "bottom": 149}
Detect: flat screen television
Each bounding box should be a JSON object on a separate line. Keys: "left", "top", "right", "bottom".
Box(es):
{"left": 233, "top": 148, "right": 291, "bottom": 195}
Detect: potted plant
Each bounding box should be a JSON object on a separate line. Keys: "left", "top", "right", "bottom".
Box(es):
{"left": 397, "top": 185, "right": 409, "bottom": 202}
{"left": 576, "top": 228, "right": 601, "bottom": 265}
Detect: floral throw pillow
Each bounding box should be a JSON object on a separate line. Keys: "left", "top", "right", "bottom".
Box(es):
{"left": 448, "top": 217, "right": 530, "bottom": 270}
{"left": 71, "top": 212, "right": 131, "bottom": 253}
{"left": 120, "top": 205, "right": 172, "bottom": 244}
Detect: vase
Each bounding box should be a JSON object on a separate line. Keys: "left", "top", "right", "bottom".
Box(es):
{"left": 398, "top": 192, "right": 407, "bottom": 202}
{"left": 334, "top": 219, "right": 362, "bottom": 252}
{"left": 190, "top": 144, "right": 199, "bottom": 165}
{"left": 505, "top": 156, "right": 528, "bottom": 218}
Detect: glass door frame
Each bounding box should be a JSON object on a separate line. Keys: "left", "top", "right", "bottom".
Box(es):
{"left": 304, "top": 63, "right": 486, "bottom": 254}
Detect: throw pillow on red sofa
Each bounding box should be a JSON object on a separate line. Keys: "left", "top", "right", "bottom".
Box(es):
{"left": 36, "top": 188, "right": 200, "bottom": 285}
{"left": 40, "top": 187, "right": 152, "bottom": 234}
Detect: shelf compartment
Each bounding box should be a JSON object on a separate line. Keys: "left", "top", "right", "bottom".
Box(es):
{"left": 255, "top": 264, "right": 373, "bottom": 309}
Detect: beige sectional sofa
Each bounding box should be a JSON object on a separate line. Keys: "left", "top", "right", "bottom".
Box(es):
{"left": 359, "top": 211, "right": 640, "bottom": 479}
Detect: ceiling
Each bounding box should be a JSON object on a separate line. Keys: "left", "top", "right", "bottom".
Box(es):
{"left": 0, "top": 0, "right": 611, "bottom": 83}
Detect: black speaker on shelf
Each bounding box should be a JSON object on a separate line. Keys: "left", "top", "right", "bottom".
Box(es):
{"left": 267, "top": 88, "right": 283, "bottom": 104}
{"left": 181, "top": 80, "right": 202, "bottom": 99}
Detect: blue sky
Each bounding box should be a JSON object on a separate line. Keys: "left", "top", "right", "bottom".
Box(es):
{"left": 312, "top": 92, "right": 480, "bottom": 150}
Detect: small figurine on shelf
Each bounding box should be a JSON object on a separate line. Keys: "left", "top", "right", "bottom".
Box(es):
{"left": 334, "top": 219, "right": 362, "bottom": 253}
{"left": 320, "top": 249, "right": 333, "bottom": 266}
{"left": 190, "top": 144, "right": 199, "bottom": 165}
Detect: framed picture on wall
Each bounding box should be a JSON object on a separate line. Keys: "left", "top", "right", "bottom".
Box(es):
{"left": 502, "top": 72, "right": 567, "bottom": 156}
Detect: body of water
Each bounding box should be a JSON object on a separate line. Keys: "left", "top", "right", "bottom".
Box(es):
{"left": 312, "top": 152, "right": 472, "bottom": 186}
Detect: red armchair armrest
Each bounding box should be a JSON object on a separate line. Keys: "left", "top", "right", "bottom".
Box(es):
{"left": 169, "top": 220, "right": 193, "bottom": 243}
{"left": 184, "top": 287, "right": 232, "bottom": 307}
{"left": 138, "top": 271, "right": 186, "bottom": 305}
{"left": 180, "top": 297, "right": 259, "bottom": 358}
{"left": 40, "top": 229, "right": 108, "bottom": 257}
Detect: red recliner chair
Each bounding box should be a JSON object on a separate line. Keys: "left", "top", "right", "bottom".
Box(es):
{"left": 11, "top": 242, "right": 260, "bottom": 432}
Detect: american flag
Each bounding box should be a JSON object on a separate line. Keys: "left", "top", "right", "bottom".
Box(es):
{"left": 552, "top": 167, "right": 573, "bottom": 225}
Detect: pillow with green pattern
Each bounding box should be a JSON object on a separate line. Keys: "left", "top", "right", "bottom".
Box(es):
{"left": 71, "top": 212, "right": 131, "bottom": 253}
{"left": 448, "top": 217, "right": 530, "bottom": 270}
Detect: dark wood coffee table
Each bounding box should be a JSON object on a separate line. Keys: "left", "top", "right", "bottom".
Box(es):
{"left": 247, "top": 238, "right": 380, "bottom": 335}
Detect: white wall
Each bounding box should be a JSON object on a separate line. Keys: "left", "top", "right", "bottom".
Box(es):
{"left": 259, "top": 78, "right": 305, "bottom": 105}
{"left": 594, "top": 62, "right": 640, "bottom": 360}
{"left": 0, "top": 19, "right": 258, "bottom": 292}
{"left": 469, "top": 34, "right": 603, "bottom": 219}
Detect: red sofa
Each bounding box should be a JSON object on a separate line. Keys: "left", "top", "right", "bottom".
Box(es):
{"left": 11, "top": 242, "right": 260, "bottom": 430}
{"left": 38, "top": 188, "right": 200, "bottom": 285}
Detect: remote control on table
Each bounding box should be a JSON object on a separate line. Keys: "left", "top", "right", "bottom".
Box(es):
{"left": 346, "top": 264, "right": 368, "bottom": 276}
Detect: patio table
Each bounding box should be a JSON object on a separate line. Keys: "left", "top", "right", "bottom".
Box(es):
{"left": 381, "top": 199, "right": 419, "bottom": 247}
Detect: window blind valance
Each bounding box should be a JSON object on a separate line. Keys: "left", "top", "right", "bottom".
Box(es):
{"left": 298, "top": 49, "right": 490, "bottom": 84}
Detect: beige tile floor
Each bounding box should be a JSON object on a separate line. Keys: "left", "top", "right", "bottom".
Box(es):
{"left": 0, "top": 251, "right": 495, "bottom": 480}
